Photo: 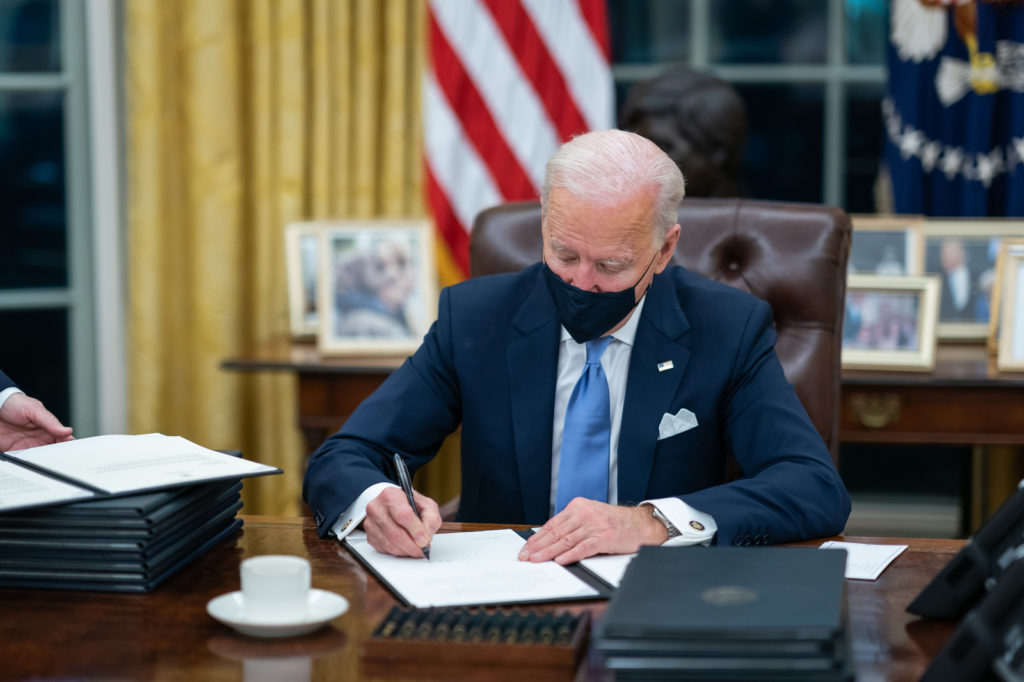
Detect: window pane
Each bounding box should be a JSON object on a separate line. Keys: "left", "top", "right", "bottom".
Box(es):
{"left": 0, "top": 0, "right": 60, "bottom": 72}
{"left": 734, "top": 83, "right": 824, "bottom": 203}
{"left": 710, "top": 0, "right": 828, "bottom": 64}
{"left": 609, "top": 0, "right": 690, "bottom": 64}
{"left": 846, "top": 0, "right": 887, "bottom": 65}
{"left": 0, "top": 90, "right": 67, "bottom": 288}
{"left": 0, "top": 308, "right": 69, "bottom": 425}
{"left": 846, "top": 83, "right": 886, "bottom": 213}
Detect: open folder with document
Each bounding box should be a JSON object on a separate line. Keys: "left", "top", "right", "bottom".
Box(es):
{"left": 0, "top": 433, "right": 281, "bottom": 513}
{"left": 344, "top": 529, "right": 613, "bottom": 607}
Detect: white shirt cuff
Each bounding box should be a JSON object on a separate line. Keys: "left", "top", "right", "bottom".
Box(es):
{"left": 330, "top": 482, "right": 399, "bottom": 540}
{"left": 0, "top": 387, "right": 24, "bottom": 413}
{"left": 642, "top": 497, "right": 717, "bottom": 547}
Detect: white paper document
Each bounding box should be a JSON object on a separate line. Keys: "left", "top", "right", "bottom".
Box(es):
{"left": 819, "top": 541, "right": 908, "bottom": 580}
{"left": 0, "top": 461, "right": 96, "bottom": 511}
{"left": 344, "top": 529, "right": 600, "bottom": 607}
{"left": 0, "top": 433, "right": 280, "bottom": 512}
{"left": 579, "top": 553, "right": 636, "bottom": 588}
{"left": 5, "top": 433, "right": 278, "bottom": 495}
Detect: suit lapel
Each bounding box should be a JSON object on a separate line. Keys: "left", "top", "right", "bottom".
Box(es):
{"left": 618, "top": 272, "right": 692, "bottom": 505}
{"left": 507, "top": 271, "right": 560, "bottom": 524}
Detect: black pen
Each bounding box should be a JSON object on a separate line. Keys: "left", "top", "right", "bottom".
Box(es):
{"left": 393, "top": 452, "right": 431, "bottom": 559}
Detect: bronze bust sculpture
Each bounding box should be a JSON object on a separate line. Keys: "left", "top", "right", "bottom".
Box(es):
{"left": 619, "top": 68, "right": 748, "bottom": 198}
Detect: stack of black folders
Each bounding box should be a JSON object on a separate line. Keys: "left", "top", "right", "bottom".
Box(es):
{"left": 0, "top": 440, "right": 280, "bottom": 593}
{"left": 595, "top": 546, "right": 853, "bottom": 681}
{"left": 0, "top": 478, "right": 243, "bottom": 592}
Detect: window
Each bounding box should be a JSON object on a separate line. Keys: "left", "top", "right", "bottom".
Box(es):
{"left": 608, "top": 0, "right": 888, "bottom": 212}
{"left": 0, "top": 0, "right": 98, "bottom": 432}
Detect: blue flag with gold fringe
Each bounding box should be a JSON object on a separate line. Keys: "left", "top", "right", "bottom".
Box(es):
{"left": 885, "top": 0, "right": 1024, "bottom": 216}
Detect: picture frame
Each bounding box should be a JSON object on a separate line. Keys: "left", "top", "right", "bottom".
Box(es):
{"left": 842, "top": 274, "right": 941, "bottom": 372}
{"left": 987, "top": 240, "right": 1024, "bottom": 354}
{"left": 849, "top": 215, "right": 925, "bottom": 276}
{"left": 922, "top": 220, "right": 1024, "bottom": 341}
{"left": 284, "top": 222, "right": 324, "bottom": 338}
{"left": 997, "top": 248, "right": 1024, "bottom": 372}
{"left": 317, "top": 219, "right": 437, "bottom": 356}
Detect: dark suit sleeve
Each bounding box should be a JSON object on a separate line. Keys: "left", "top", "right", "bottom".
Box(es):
{"left": 0, "top": 370, "right": 15, "bottom": 393}
{"left": 302, "top": 288, "right": 463, "bottom": 537}
{"left": 680, "top": 301, "right": 851, "bottom": 546}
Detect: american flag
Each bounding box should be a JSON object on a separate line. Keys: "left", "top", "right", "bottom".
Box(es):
{"left": 424, "top": 0, "right": 614, "bottom": 279}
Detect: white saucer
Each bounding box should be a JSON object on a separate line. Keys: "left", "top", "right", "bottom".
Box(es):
{"left": 207, "top": 589, "right": 349, "bottom": 638}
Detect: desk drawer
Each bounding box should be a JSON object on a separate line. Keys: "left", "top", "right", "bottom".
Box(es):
{"left": 840, "top": 386, "right": 1024, "bottom": 445}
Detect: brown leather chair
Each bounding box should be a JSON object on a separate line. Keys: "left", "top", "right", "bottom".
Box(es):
{"left": 470, "top": 198, "right": 851, "bottom": 464}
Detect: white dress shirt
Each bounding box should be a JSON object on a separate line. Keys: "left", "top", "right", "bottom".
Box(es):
{"left": 0, "top": 387, "right": 23, "bottom": 412}
{"left": 550, "top": 296, "right": 716, "bottom": 546}
{"left": 331, "top": 296, "right": 717, "bottom": 546}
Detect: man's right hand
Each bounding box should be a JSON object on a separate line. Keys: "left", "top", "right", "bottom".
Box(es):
{"left": 363, "top": 486, "right": 442, "bottom": 558}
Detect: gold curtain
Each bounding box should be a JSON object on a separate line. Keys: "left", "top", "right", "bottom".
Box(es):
{"left": 125, "top": 0, "right": 459, "bottom": 515}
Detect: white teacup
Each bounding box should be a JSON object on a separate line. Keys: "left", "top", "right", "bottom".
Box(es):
{"left": 240, "top": 555, "right": 311, "bottom": 622}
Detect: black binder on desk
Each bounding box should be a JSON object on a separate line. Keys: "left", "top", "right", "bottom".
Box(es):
{"left": 0, "top": 494, "right": 243, "bottom": 567}
{"left": 0, "top": 481, "right": 242, "bottom": 537}
{"left": 595, "top": 546, "right": 852, "bottom": 681}
{"left": 0, "top": 447, "right": 251, "bottom": 593}
{"left": 0, "top": 517, "right": 243, "bottom": 593}
{"left": 0, "top": 472, "right": 242, "bottom": 526}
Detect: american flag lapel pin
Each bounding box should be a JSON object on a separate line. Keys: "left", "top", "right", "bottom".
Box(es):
{"left": 657, "top": 360, "right": 674, "bottom": 372}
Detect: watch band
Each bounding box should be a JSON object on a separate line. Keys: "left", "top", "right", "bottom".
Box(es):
{"left": 650, "top": 506, "right": 681, "bottom": 540}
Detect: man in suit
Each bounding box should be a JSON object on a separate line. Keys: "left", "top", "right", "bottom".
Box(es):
{"left": 937, "top": 237, "right": 976, "bottom": 322}
{"left": 0, "top": 369, "right": 73, "bottom": 451}
{"left": 303, "top": 130, "right": 850, "bottom": 564}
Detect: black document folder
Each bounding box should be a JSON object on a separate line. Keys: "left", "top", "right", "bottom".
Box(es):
{"left": 596, "top": 546, "right": 852, "bottom": 681}
{"left": 0, "top": 480, "right": 241, "bottom": 536}
{"left": 0, "top": 518, "right": 243, "bottom": 593}
{"left": 0, "top": 453, "right": 250, "bottom": 593}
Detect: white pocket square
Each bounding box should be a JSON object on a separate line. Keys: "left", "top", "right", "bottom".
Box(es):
{"left": 658, "top": 408, "right": 698, "bottom": 440}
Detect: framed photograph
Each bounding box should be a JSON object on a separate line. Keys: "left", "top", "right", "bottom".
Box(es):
{"left": 318, "top": 220, "right": 437, "bottom": 356}
{"left": 842, "top": 274, "right": 941, "bottom": 371}
{"left": 849, "top": 215, "right": 925, "bottom": 276}
{"left": 285, "top": 222, "right": 323, "bottom": 338}
{"left": 922, "top": 221, "right": 1024, "bottom": 340}
{"left": 997, "top": 248, "right": 1024, "bottom": 372}
{"left": 987, "top": 240, "right": 1024, "bottom": 353}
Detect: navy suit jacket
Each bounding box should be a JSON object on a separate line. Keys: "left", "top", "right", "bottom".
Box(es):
{"left": 0, "top": 370, "right": 14, "bottom": 393}
{"left": 303, "top": 264, "right": 850, "bottom": 545}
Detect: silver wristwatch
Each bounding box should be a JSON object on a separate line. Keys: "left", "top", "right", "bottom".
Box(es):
{"left": 650, "top": 506, "right": 681, "bottom": 540}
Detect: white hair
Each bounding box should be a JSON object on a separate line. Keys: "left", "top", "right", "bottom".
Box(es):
{"left": 540, "top": 129, "right": 685, "bottom": 242}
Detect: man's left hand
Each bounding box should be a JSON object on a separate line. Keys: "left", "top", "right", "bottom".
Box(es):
{"left": 518, "top": 498, "right": 668, "bottom": 565}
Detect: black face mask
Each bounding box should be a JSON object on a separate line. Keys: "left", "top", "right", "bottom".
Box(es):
{"left": 542, "top": 255, "right": 656, "bottom": 343}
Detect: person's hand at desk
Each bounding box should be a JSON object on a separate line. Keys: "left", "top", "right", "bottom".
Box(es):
{"left": 364, "top": 486, "right": 442, "bottom": 558}
{"left": 0, "top": 392, "right": 73, "bottom": 451}
{"left": 519, "top": 498, "right": 667, "bottom": 565}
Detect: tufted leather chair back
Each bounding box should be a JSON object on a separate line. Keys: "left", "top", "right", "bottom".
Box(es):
{"left": 470, "top": 198, "right": 851, "bottom": 464}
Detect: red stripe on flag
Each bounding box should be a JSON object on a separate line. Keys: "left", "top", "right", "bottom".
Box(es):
{"left": 428, "top": 10, "right": 537, "bottom": 200}
{"left": 425, "top": 164, "right": 471, "bottom": 276}
{"left": 482, "top": 0, "right": 589, "bottom": 142}
{"left": 576, "top": 0, "right": 610, "bottom": 61}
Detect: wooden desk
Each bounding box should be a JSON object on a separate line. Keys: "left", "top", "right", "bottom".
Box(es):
{"left": 842, "top": 344, "right": 1024, "bottom": 524}
{"left": 223, "top": 342, "right": 1024, "bottom": 522}
{"left": 0, "top": 516, "right": 963, "bottom": 681}
{"left": 841, "top": 343, "right": 1024, "bottom": 445}
{"left": 222, "top": 342, "right": 404, "bottom": 455}
{"left": 224, "top": 342, "right": 1024, "bottom": 451}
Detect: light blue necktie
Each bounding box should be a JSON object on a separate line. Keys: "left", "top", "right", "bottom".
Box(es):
{"left": 555, "top": 336, "right": 612, "bottom": 514}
